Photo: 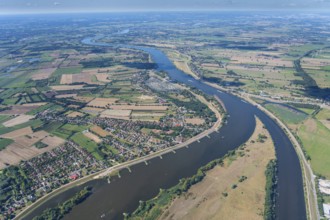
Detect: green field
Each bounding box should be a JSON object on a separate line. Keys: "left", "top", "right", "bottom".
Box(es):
{"left": 51, "top": 123, "right": 90, "bottom": 139}
{"left": 0, "top": 119, "right": 43, "bottom": 135}
{"left": 50, "top": 67, "right": 83, "bottom": 84}
{"left": 26, "top": 103, "right": 63, "bottom": 115}
{"left": 53, "top": 67, "right": 82, "bottom": 75}
{"left": 297, "top": 107, "right": 315, "bottom": 115}
{"left": 299, "top": 119, "right": 330, "bottom": 178}
{"left": 316, "top": 108, "right": 330, "bottom": 121}
{"left": 0, "top": 115, "right": 12, "bottom": 125}
{"left": 0, "top": 138, "right": 14, "bottom": 151}
{"left": 70, "top": 132, "right": 102, "bottom": 160}
{"left": 264, "top": 103, "right": 308, "bottom": 124}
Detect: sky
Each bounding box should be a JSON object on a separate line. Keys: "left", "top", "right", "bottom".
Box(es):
{"left": 1, "top": 0, "right": 330, "bottom": 14}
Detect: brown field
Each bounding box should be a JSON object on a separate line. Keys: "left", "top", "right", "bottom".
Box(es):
{"left": 161, "top": 118, "right": 275, "bottom": 220}
{"left": 301, "top": 58, "right": 330, "bottom": 69}
{"left": 50, "top": 85, "right": 96, "bottom": 91}
{"left": 60, "top": 74, "right": 73, "bottom": 84}
{"left": 40, "top": 135, "right": 65, "bottom": 148}
{"left": 13, "top": 131, "right": 48, "bottom": 147}
{"left": 0, "top": 104, "right": 42, "bottom": 115}
{"left": 87, "top": 98, "right": 119, "bottom": 108}
{"left": 131, "top": 112, "right": 166, "bottom": 117}
{"left": 55, "top": 94, "right": 78, "bottom": 99}
{"left": 60, "top": 73, "right": 97, "bottom": 85}
{"left": 0, "top": 127, "right": 33, "bottom": 139}
{"left": 138, "top": 95, "right": 155, "bottom": 101}
{"left": 100, "top": 109, "right": 132, "bottom": 119}
{"left": 83, "top": 131, "right": 102, "bottom": 143}
{"left": 110, "top": 105, "right": 168, "bottom": 111}
{"left": 185, "top": 117, "right": 205, "bottom": 125}
{"left": 22, "top": 103, "right": 47, "bottom": 107}
{"left": 81, "top": 107, "right": 104, "bottom": 115}
{"left": 49, "top": 58, "right": 64, "bottom": 67}
{"left": 0, "top": 130, "right": 65, "bottom": 169}
{"left": 2, "top": 115, "right": 35, "bottom": 127}
{"left": 210, "top": 49, "right": 292, "bottom": 68}
{"left": 90, "top": 125, "right": 109, "bottom": 137}
{"left": 32, "top": 68, "right": 57, "bottom": 80}
{"left": 66, "top": 111, "right": 84, "bottom": 118}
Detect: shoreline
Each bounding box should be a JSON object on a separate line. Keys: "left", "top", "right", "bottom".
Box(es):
{"left": 203, "top": 80, "right": 319, "bottom": 220}
{"left": 14, "top": 90, "right": 223, "bottom": 220}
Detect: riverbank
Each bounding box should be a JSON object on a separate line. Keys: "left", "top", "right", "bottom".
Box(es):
{"left": 204, "top": 80, "right": 318, "bottom": 220}
{"left": 15, "top": 90, "right": 223, "bottom": 220}
{"left": 93, "top": 90, "right": 223, "bottom": 179}
{"left": 128, "top": 117, "right": 275, "bottom": 220}
{"left": 20, "top": 36, "right": 306, "bottom": 220}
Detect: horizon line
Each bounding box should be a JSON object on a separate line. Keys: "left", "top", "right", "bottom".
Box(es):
{"left": 1, "top": 8, "right": 330, "bottom": 16}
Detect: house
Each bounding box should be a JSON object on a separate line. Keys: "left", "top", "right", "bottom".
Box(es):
{"left": 323, "top": 204, "right": 330, "bottom": 219}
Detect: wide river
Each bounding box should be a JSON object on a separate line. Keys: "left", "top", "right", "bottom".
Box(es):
{"left": 23, "top": 38, "right": 306, "bottom": 220}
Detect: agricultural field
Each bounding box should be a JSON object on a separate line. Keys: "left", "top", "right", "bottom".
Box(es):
{"left": 2, "top": 115, "right": 35, "bottom": 127}
{"left": 87, "top": 98, "right": 119, "bottom": 108}
{"left": 298, "top": 118, "right": 330, "bottom": 178}
{"left": 0, "top": 128, "right": 65, "bottom": 169}
{"left": 264, "top": 103, "right": 308, "bottom": 125}
{"left": 1, "top": 11, "right": 329, "bottom": 219}
{"left": 71, "top": 132, "right": 102, "bottom": 160}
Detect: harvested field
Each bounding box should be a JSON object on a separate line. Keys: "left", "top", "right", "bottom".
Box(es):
{"left": 185, "top": 117, "right": 205, "bottom": 125}
{"left": 32, "top": 68, "right": 57, "bottom": 80}
{"left": 138, "top": 95, "right": 155, "bottom": 100}
{"left": 60, "top": 73, "right": 96, "bottom": 85}
{"left": 40, "top": 135, "right": 65, "bottom": 148}
{"left": 0, "top": 130, "right": 65, "bottom": 169}
{"left": 0, "top": 127, "right": 33, "bottom": 139}
{"left": 13, "top": 130, "right": 48, "bottom": 147}
{"left": 60, "top": 74, "right": 73, "bottom": 84}
{"left": 110, "top": 105, "right": 168, "bottom": 111}
{"left": 81, "top": 107, "right": 104, "bottom": 115}
{"left": 131, "top": 112, "right": 165, "bottom": 117}
{"left": 87, "top": 98, "right": 119, "bottom": 108}
{"left": 161, "top": 118, "right": 275, "bottom": 220}
{"left": 0, "top": 137, "right": 63, "bottom": 169}
{"left": 0, "top": 105, "right": 41, "bottom": 115}
{"left": 55, "top": 94, "right": 78, "bottom": 99}
{"left": 100, "top": 109, "right": 131, "bottom": 120}
{"left": 22, "top": 102, "right": 47, "bottom": 107}
{"left": 90, "top": 125, "right": 109, "bottom": 137}
{"left": 2, "top": 115, "right": 35, "bottom": 127}
{"left": 51, "top": 85, "right": 95, "bottom": 91}
{"left": 83, "top": 131, "right": 102, "bottom": 143}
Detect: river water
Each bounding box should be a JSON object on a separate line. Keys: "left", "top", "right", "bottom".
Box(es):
{"left": 23, "top": 37, "right": 306, "bottom": 220}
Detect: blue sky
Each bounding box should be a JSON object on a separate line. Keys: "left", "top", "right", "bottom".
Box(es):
{"left": 1, "top": 0, "right": 330, "bottom": 14}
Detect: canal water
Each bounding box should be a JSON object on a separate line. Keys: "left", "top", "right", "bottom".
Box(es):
{"left": 23, "top": 38, "right": 306, "bottom": 220}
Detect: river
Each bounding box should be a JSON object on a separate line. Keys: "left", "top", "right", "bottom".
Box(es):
{"left": 23, "top": 37, "right": 306, "bottom": 220}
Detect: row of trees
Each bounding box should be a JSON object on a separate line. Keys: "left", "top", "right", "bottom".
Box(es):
{"left": 264, "top": 159, "right": 278, "bottom": 220}
{"left": 33, "top": 186, "right": 92, "bottom": 220}
{"left": 128, "top": 151, "right": 237, "bottom": 219}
